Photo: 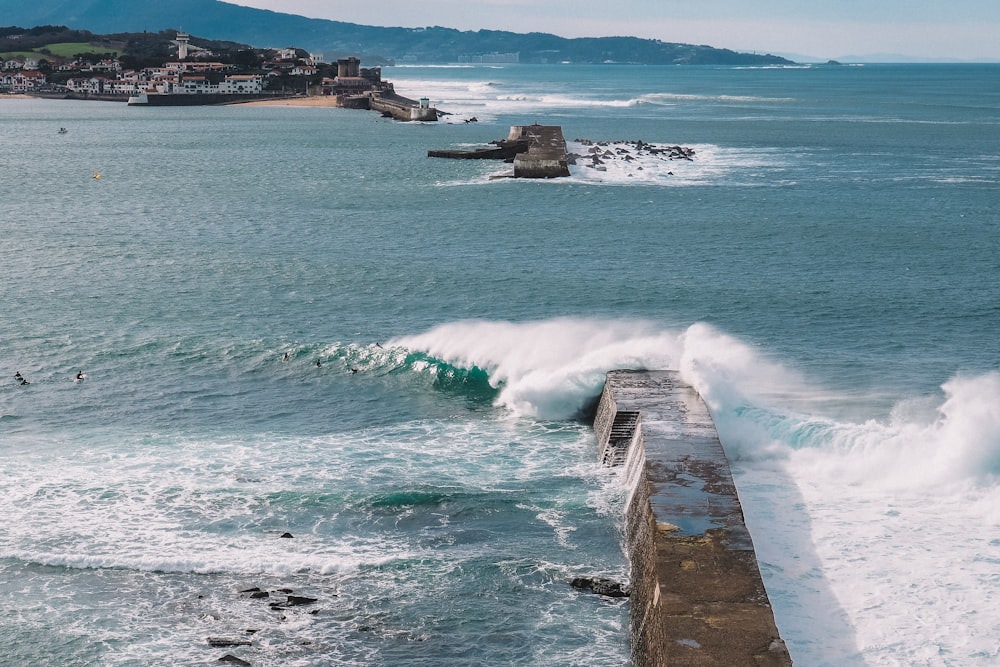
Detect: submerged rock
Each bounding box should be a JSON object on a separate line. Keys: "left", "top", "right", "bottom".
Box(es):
{"left": 286, "top": 595, "right": 319, "bottom": 606}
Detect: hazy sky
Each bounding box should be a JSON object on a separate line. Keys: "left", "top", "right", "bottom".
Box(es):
{"left": 222, "top": 1, "right": 1000, "bottom": 61}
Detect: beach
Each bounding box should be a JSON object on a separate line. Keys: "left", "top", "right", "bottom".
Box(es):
{"left": 233, "top": 94, "right": 344, "bottom": 107}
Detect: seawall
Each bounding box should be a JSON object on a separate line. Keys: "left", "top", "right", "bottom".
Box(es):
{"left": 595, "top": 370, "right": 791, "bottom": 666}
{"left": 368, "top": 91, "right": 438, "bottom": 121}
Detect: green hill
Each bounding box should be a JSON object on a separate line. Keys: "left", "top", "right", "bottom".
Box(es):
{"left": 0, "top": 0, "right": 794, "bottom": 66}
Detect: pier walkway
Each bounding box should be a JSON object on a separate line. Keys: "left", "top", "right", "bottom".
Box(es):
{"left": 594, "top": 370, "right": 791, "bottom": 667}
{"left": 508, "top": 124, "right": 571, "bottom": 178}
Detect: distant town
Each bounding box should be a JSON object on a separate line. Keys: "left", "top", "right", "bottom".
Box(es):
{"left": 1, "top": 26, "right": 439, "bottom": 119}
{"left": 1, "top": 27, "right": 378, "bottom": 99}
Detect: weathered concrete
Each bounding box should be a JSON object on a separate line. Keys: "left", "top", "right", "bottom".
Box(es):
{"left": 509, "top": 124, "right": 571, "bottom": 178}
{"left": 428, "top": 124, "right": 571, "bottom": 178}
{"left": 368, "top": 91, "right": 438, "bottom": 121}
{"left": 595, "top": 370, "right": 791, "bottom": 667}
{"left": 427, "top": 138, "right": 532, "bottom": 160}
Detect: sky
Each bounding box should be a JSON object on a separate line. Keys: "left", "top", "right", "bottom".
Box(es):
{"left": 222, "top": 1, "right": 1000, "bottom": 61}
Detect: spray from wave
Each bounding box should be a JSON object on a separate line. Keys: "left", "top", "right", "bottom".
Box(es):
{"left": 749, "top": 372, "right": 1000, "bottom": 489}
{"left": 673, "top": 323, "right": 1000, "bottom": 489}
{"left": 390, "top": 318, "right": 676, "bottom": 419}
{"left": 390, "top": 318, "right": 1000, "bottom": 490}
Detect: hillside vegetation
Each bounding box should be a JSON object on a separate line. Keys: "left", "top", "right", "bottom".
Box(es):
{"left": 38, "top": 41, "right": 121, "bottom": 58}
{"left": 0, "top": 0, "right": 794, "bottom": 66}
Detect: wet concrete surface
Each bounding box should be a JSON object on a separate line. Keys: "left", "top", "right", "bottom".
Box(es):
{"left": 598, "top": 370, "right": 792, "bottom": 666}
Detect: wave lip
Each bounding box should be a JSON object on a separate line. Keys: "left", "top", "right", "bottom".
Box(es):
{"left": 390, "top": 318, "right": 679, "bottom": 419}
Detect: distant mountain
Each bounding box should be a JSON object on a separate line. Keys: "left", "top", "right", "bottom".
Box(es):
{"left": 0, "top": 0, "right": 794, "bottom": 66}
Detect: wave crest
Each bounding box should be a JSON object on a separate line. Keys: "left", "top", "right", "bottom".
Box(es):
{"left": 390, "top": 318, "right": 678, "bottom": 418}
{"left": 391, "top": 318, "right": 1000, "bottom": 488}
{"left": 705, "top": 368, "right": 1000, "bottom": 489}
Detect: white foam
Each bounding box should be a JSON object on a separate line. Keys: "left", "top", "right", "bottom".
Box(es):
{"left": 388, "top": 69, "right": 796, "bottom": 123}
{"left": 387, "top": 75, "right": 661, "bottom": 122}
{"left": 390, "top": 318, "right": 678, "bottom": 418}
{"left": 564, "top": 140, "right": 793, "bottom": 187}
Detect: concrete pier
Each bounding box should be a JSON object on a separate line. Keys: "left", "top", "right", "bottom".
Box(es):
{"left": 428, "top": 124, "right": 571, "bottom": 178}
{"left": 595, "top": 370, "right": 791, "bottom": 667}
{"left": 508, "top": 124, "right": 571, "bottom": 178}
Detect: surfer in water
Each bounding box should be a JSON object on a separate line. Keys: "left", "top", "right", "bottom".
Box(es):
{"left": 75, "top": 371, "right": 87, "bottom": 382}
{"left": 316, "top": 359, "right": 322, "bottom": 368}
{"left": 282, "top": 352, "right": 290, "bottom": 362}
{"left": 14, "top": 371, "right": 28, "bottom": 386}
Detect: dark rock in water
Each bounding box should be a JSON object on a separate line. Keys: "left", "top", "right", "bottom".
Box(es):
{"left": 570, "top": 576, "right": 631, "bottom": 598}
{"left": 249, "top": 590, "right": 270, "bottom": 599}
{"left": 280, "top": 532, "right": 294, "bottom": 538}
{"left": 240, "top": 587, "right": 261, "bottom": 593}
{"left": 269, "top": 594, "right": 319, "bottom": 608}
{"left": 207, "top": 637, "right": 253, "bottom": 647}
{"left": 218, "top": 655, "right": 252, "bottom": 666}
{"left": 286, "top": 595, "right": 318, "bottom": 606}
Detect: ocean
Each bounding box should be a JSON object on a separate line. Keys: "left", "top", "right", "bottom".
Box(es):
{"left": 1, "top": 62, "right": 998, "bottom": 666}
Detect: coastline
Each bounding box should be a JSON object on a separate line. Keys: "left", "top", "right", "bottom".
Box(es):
{"left": 0, "top": 93, "right": 342, "bottom": 107}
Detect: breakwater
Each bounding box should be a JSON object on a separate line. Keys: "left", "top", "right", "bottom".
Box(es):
{"left": 367, "top": 91, "right": 438, "bottom": 121}
{"left": 429, "top": 124, "right": 571, "bottom": 178}
{"left": 595, "top": 370, "right": 791, "bottom": 666}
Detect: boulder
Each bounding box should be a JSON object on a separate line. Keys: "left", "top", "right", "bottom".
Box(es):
{"left": 570, "top": 577, "right": 630, "bottom": 598}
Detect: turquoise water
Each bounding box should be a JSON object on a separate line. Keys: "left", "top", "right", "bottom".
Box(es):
{"left": 2, "top": 63, "right": 999, "bottom": 665}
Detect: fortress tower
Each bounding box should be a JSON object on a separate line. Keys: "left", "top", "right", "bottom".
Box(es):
{"left": 176, "top": 31, "right": 190, "bottom": 60}
{"left": 337, "top": 57, "right": 361, "bottom": 78}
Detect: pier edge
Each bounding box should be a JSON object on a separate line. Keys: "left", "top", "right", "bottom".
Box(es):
{"left": 595, "top": 370, "right": 792, "bottom": 666}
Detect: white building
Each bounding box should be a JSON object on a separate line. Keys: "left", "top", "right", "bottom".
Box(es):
{"left": 173, "top": 73, "right": 264, "bottom": 94}
{"left": 0, "top": 70, "right": 46, "bottom": 92}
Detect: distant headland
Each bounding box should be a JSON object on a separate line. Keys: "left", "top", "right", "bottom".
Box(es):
{"left": 0, "top": 0, "right": 795, "bottom": 67}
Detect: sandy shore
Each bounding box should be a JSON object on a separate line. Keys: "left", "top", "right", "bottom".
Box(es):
{"left": 1, "top": 94, "right": 33, "bottom": 100}
{"left": 235, "top": 96, "right": 343, "bottom": 108}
